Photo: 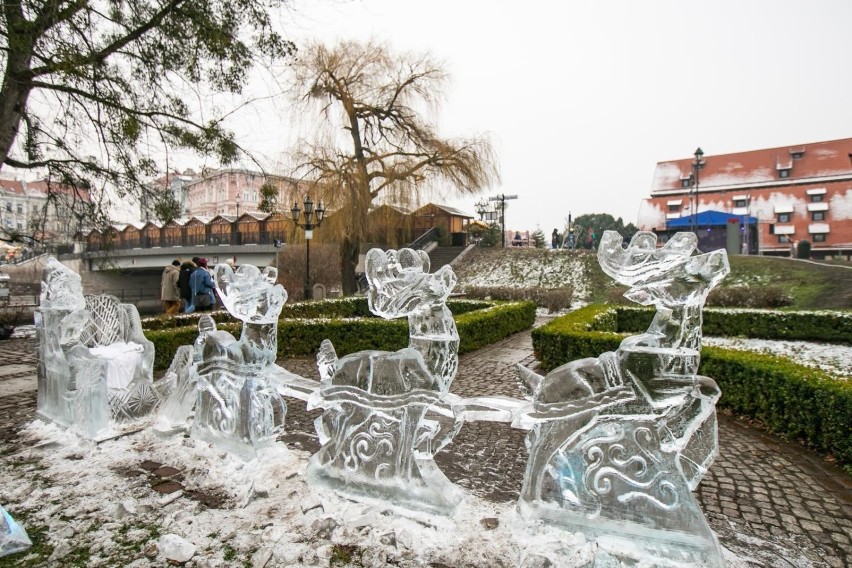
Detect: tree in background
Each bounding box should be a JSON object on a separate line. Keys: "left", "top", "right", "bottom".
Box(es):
{"left": 288, "top": 40, "right": 498, "bottom": 293}
{"left": 153, "top": 191, "right": 182, "bottom": 224}
{"left": 258, "top": 182, "right": 280, "bottom": 214}
{"left": 570, "top": 213, "right": 639, "bottom": 249}
{"left": 531, "top": 226, "right": 546, "bottom": 248}
{"left": 0, "top": 0, "right": 296, "bottom": 243}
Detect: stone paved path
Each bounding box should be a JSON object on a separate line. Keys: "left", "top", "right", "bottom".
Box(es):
{"left": 1, "top": 329, "right": 850, "bottom": 567}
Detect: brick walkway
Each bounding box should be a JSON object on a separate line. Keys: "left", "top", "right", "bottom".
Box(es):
{"left": 1, "top": 330, "right": 850, "bottom": 567}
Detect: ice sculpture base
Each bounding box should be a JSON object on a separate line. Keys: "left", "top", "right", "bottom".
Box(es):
{"left": 306, "top": 453, "right": 464, "bottom": 516}
{"left": 520, "top": 500, "right": 725, "bottom": 567}
{"left": 190, "top": 361, "right": 287, "bottom": 462}
{"left": 34, "top": 410, "right": 151, "bottom": 443}
{"left": 308, "top": 386, "right": 464, "bottom": 515}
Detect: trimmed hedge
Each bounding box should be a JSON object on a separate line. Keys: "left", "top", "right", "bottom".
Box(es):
{"left": 532, "top": 304, "right": 852, "bottom": 467}
{"left": 616, "top": 306, "right": 852, "bottom": 343}
{"left": 147, "top": 299, "right": 536, "bottom": 373}
{"left": 141, "top": 297, "right": 492, "bottom": 331}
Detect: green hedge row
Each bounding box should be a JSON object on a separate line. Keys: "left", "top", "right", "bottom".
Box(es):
{"left": 616, "top": 306, "right": 852, "bottom": 343}
{"left": 532, "top": 304, "right": 852, "bottom": 467}
{"left": 141, "top": 297, "right": 492, "bottom": 331}
{"left": 147, "top": 300, "right": 536, "bottom": 373}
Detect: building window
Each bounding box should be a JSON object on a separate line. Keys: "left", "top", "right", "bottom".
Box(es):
{"left": 779, "top": 169, "right": 790, "bottom": 178}
{"left": 16, "top": 204, "right": 22, "bottom": 214}
{"left": 777, "top": 212, "right": 791, "bottom": 223}
{"left": 813, "top": 233, "right": 826, "bottom": 243}
{"left": 810, "top": 193, "right": 824, "bottom": 203}
{"left": 791, "top": 151, "right": 804, "bottom": 160}
{"left": 777, "top": 235, "right": 791, "bottom": 244}
{"left": 5, "top": 202, "right": 10, "bottom": 212}
{"left": 734, "top": 198, "right": 748, "bottom": 208}
{"left": 668, "top": 204, "right": 681, "bottom": 213}
{"left": 811, "top": 211, "right": 826, "bottom": 221}
{"left": 680, "top": 179, "right": 692, "bottom": 188}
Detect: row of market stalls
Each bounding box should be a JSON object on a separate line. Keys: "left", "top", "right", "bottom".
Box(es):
{"left": 78, "top": 204, "right": 476, "bottom": 252}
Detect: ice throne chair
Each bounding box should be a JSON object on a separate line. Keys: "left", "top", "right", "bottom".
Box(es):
{"left": 37, "top": 289, "right": 160, "bottom": 439}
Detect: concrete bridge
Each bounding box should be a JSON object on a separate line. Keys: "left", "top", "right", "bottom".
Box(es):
{"left": 1, "top": 243, "right": 280, "bottom": 315}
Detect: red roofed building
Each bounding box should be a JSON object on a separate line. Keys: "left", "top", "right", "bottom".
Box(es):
{"left": 638, "top": 138, "right": 852, "bottom": 258}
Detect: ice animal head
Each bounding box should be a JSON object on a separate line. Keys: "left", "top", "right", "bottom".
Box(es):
{"left": 597, "top": 230, "right": 697, "bottom": 287}
{"left": 366, "top": 248, "right": 457, "bottom": 319}
{"left": 40, "top": 257, "right": 86, "bottom": 311}
{"left": 598, "top": 230, "right": 729, "bottom": 308}
{"left": 213, "top": 263, "right": 287, "bottom": 324}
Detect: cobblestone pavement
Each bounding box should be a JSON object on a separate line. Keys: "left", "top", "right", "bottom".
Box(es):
{"left": 1, "top": 329, "right": 850, "bottom": 567}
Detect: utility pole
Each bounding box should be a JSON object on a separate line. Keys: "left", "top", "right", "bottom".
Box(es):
{"left": 488, "top": 193, "right": 518, "bottom": 248}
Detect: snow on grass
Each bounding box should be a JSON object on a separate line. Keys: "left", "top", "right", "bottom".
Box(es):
{"left": 704, "top": 336, "right": 852, "bottom": 379}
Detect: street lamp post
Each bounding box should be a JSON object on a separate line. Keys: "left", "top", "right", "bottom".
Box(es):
{"left": 236, "top": 193, "right": 241, "bottom": 217}
{"left": 691, "top": 147, "right": 704, "bottom": 233}
{"left": 291, "top": 196, "right": 326, "bottom": 300}
{"left": 488, "top": 193, "right": 518, "bottom": 248}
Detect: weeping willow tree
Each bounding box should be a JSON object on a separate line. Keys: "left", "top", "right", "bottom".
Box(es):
{"left": 288, "top": 40, "right": 499, "bottom": 294}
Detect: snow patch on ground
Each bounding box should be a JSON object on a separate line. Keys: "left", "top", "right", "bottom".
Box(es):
{"left": 0, "top": 419, "right": 780, "bottom": 567}
{"left": 704, "top": 336, "right": 851, "bottom": 379}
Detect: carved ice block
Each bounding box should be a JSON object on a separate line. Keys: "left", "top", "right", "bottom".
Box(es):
{"left": 516, "top": 231, "right": 730, "bottom": 566}
{"left": 36, "top": 258, "right": 160, "bottom": 438}
{"left": 185, "top": 263, "right": 289, "bottom": 460}
{"left": 308, "top": 248, "right": 463, "bottom": 513}
{"left": 0, "top": 505, "right": 31, "bottom": 557}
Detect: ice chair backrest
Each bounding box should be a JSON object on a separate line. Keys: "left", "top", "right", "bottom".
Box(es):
{"left": 78, "top": 294, "right": 128, "bottom": 348}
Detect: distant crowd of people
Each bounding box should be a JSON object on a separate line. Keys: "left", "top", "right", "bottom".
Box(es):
{"left": 160, "top": 256, "right": 218, "bottom": 315}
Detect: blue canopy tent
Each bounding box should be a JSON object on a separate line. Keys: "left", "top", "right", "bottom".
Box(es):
{"left": 662, "top": 210, "right": 759, "bottom": 254}
{"left": 667, "top": 210, "right": 758, "bottom": 229}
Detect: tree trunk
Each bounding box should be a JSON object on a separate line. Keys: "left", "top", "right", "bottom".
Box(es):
{"left": 340, "top": 235, "right": 361, "bottom": 295}
{"left": 0, "top": 41, "right": 34, "bottom": 170}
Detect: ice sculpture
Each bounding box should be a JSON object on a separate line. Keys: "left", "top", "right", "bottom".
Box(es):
{"left": 0, "top": 505, "right": 31, "bottom": 557}
{"left": 36, "top": 258, "right": 160, "bottom": 438}
{"left": 514, "top": 231, "right": 729, "bottom": 567}
{"left": 308, "top": 248, "right": 463, "bottom": 513}
{"left": 184, "top": 263, "right": 289, "bottom": 459}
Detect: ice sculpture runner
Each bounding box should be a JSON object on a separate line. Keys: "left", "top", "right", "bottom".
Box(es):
{"left": 514, "top": 231, "right": 729, "bottom": 567}
{"left": 36, "top": 258, "right": 160, "bottom": 438}
{"left": 308, "top": 248, "right": 463, "bottom": 513}
{"left": 0, "top": 505, "right": 31, "bottom": 557}
{"left": 165, "top": 263, "right": 290, "bottom": 459}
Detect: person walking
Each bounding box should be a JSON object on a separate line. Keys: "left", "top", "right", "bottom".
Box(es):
{"left": 189, "top": 258, "right": 216, "bottom": 312}
{"left": 161, "top": 260, "right": 181, "bottom": 315}
{"left": 178, "top": 258, "right": 198, "bottom": 313}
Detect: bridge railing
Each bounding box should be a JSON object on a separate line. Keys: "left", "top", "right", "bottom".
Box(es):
{"left": 86, "top": 230, "right": 288, "bottom": 252}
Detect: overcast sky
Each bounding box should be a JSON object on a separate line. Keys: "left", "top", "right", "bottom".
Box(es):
{"left": 205, "top": 0, "right": 852, "bottom": 234}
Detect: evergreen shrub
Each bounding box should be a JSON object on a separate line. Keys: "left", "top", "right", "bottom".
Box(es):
{"left": 146, "top": 300, "right": 535, "bottom": 373}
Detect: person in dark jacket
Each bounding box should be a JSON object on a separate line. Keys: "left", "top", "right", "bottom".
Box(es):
{"left": 178, "top": 258, "right": 198, "bottom": 313}
{"left": 188, "top": 257, "right": 215, "bottom": 313}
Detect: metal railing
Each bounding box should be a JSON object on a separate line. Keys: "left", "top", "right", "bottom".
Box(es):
{"left": 407, "top": 227, "right": 440, "bottom": 250}
{"left": 86, "top": 230, "right": 288, "bottom": 252}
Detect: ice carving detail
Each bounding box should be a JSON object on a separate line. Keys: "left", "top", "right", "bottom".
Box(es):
{"left": 308, "top": 248, "right": 463, "bottom": 513}
{"left": 515, "top": 231, "right": 730, "bottom": 567}
{"left": 36, "top": 258, "right": 160, "bottom": 438}
{"left": 185, "top": 263, "right": 289, "bottom": 459}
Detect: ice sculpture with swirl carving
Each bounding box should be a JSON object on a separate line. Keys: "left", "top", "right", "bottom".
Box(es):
{"left": 515, "top": 230, "right": 729, "bottom": 567}
{"left": 307, "top": 248, "right": 463, "bottom": 513}
{"left": 185, "top": 263, "right": 288, "bottom": 459}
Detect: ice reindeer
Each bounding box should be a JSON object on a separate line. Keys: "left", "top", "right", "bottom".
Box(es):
{"left": 157, "top": 263, "right": 288, "bottom": 459}
{"left": 515, "top": 231, "right": 729, "bottom": 567}
{"left": 36, "top": 258, "right": 160, "bottom": 439}
{"left": 307, "top": 248, "right": 463, "bottom": 513}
